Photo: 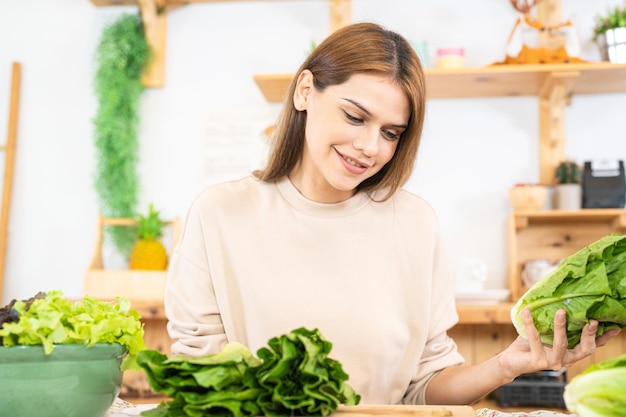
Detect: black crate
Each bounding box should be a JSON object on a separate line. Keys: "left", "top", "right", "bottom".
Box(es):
{"left": 495, "top": 370, "right": 567, "bottom": 409}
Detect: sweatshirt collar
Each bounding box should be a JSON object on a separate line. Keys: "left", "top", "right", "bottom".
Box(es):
{"left": 275, "top": 176, "right": 376, "bottom": 218}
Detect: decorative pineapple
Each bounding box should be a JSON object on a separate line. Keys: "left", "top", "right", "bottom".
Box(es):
{"left": 129, "top": 204, "right": 168, "bottom": 270}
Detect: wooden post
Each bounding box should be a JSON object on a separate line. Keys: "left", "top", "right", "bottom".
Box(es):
{"left": 538, "top": 71, "right": 578, "bottom": 184}
{"left": 138, "top": 0, "right": 167, "bottom": 87}
{"left": 0, "top": 62, "right": 21, "bottom": 301}
{"left": 329, "top": 0, "right": 351, "bottom": 33}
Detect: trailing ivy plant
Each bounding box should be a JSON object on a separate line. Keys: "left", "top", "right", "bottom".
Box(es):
{"left": 93, "top": 13, "right": 150, "bottom": 258}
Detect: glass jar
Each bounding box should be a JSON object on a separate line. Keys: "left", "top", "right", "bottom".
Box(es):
{"left": 436, "top": 47, "right": 465, "bottom": 68}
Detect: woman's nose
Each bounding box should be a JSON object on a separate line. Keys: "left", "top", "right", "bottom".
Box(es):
{"left": 352, "top": 130, "right": 378, "bottom": 157}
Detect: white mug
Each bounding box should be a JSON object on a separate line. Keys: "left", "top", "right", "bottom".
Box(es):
{"left": 522, "top": 259, "right": 560, "bottom": 288}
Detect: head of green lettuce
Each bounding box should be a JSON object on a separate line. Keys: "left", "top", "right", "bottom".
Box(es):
{"left": 511, "top": 234, "right": 626, "bottom": 348}
{"left": 564, "top": 351, "right": 626, "bottom": 416}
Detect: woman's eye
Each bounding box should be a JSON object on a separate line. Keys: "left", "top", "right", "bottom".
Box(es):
{"left": 382, "top": 130, "right": 401, "bottom": 141}
{"left": 343, "top": 111, "right": 363, "bottom": 124}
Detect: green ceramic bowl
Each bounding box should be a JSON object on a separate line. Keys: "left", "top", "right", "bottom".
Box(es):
{"left": 0, "top": 343, "right": 126, "bottom": 417}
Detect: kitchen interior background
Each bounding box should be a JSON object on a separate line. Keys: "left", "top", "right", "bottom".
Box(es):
{"left": 0, "top": 0, "right": 625, "bottom": 305}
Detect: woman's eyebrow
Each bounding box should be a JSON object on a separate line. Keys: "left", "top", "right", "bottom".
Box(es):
{"left": 341, "top": 97, "right": 408, "bottom": 129}
{"left": 341, "top": 97, "right": 371, "bottom": 115}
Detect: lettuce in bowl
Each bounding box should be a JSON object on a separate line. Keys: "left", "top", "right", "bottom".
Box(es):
{"left": 0, "top": 290, "right": 146, "bottom": 370}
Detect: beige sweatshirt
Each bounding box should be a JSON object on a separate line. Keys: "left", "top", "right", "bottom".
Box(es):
{"left": 165, "top": 175, "right": 464, "bottom": 405}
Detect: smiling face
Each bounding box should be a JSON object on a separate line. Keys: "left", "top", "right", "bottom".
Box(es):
{"left": 290, "top": 71, "right": 411, "bottom": 203}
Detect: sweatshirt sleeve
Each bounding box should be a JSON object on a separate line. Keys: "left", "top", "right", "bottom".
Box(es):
{"left": 402, "top": 227, "right": 465, "bottom": 404}
{"left": 164, "top": 200, "right": 227, "bottom": 356}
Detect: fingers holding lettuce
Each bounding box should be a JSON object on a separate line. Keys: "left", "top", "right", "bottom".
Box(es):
{"left": 502, "top": 234, "right": 626, "bottom": 375}
{"left": 499, "top": 307, "right": 620, "bottom": 379}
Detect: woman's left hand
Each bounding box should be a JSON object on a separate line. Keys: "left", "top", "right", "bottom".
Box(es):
{"left": 498, "top": 307, "right": 621, "bottom": 379}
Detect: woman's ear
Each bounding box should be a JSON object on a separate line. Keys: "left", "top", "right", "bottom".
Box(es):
{"left": 293, "top": 69, "right": 314, "bottom": 111}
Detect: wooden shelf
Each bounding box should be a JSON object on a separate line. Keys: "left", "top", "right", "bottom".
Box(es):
{"left": 511, "top": 208, "right": 626, "bottom": 230}
{"left": 456, "top": 303, "right": 514, "bottom": 325}
{"left": 253, "top": 73, "right": 295, "bottom": 103}
{"left": 254, "top": 62, "right": 626, "bottom": 103}
{"left": 426, "top": 62, "right": 626, "bottom": 98}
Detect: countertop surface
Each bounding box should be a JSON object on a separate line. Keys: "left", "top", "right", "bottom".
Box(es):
{"left": 108, "top": 398, "right": 575, "bottom": 417}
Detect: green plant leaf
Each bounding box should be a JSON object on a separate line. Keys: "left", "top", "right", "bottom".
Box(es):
{"left": 94, "top": 13, "right": 151, "bottom": 257}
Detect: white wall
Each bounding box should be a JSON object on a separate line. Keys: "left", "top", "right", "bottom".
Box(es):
{"left": 0, "top": 0, "right": 624, "bottom": 304}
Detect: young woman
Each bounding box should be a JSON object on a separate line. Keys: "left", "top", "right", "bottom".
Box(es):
{"left": 164, "top": 22, "right": 619, "bottom": 405}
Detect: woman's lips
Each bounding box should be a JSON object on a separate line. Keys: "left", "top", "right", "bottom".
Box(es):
{"left": 336, "top": 149, "right": 369, "bottom": 175}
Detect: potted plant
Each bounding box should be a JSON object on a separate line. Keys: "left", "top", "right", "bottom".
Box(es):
{"left": 555, "top": 161, "right": 583, "bottom": 210}
{"left": 593, "top": 2, "right": 626, "bottom": 63}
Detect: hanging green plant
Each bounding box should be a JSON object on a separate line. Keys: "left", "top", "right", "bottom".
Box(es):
{"left": 93, "top": 13, "right": 150, "bottom": 258}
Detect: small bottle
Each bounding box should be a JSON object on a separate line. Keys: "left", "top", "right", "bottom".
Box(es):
{"left": 436, "top": 47, "right": 465, "bottom": 69}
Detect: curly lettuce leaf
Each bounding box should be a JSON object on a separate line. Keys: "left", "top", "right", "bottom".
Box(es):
{"left": 511, "top": 234, "right": 626, "bottom": 348}
{"left": 252, "top": 327, "right": 360, "bottom": 417}
{"left": 0, "top": 290, "right": 146, "bottom": 370}
{"left": 564, "top": 352, "right": 626, "bottom": 416}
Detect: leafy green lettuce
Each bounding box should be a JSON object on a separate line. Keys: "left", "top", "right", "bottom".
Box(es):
{"left": 138, "top": 342, "right": 264, "bottom": 417}
{"left": 253, "top": 327, "right": 360, "bottom": 416}
{"left": 0, "top": 290, "right": 146, "bottom": 370}
{"left": 137, "top": 327, "right": 360, "bottom": 417}
{"left": 564, "top": 352, "right": 626, "bottom": 416}
{"left": 510, "top": 234, "right": 626, "bottom": 348}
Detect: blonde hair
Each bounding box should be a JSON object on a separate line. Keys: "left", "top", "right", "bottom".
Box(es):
{"left": 254, "top": 22, "right": 426, "bottom": 201}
